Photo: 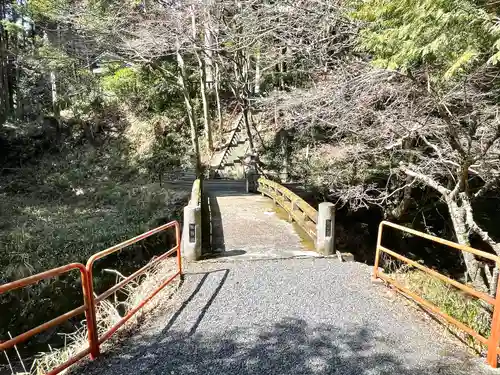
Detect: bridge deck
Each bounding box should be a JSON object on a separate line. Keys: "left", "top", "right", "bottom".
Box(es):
{"left": 76, "top": 258, "right": 492, "bottom": 375}
{"left": 205, "top": 180, "right": 316, "bottom": 260}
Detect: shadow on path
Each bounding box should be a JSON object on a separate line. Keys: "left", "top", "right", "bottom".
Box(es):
{"left": 76, "top": 318, "right": 481, "bottom": 375}
{"left": 74, "top": 266, "right": 488, "bottom": 375}
{"left": 207, "top": 193, "right": 225, "bottom": 253}
{"left": 161, "top": 269, "right": 230, "bottom": 336}
{"left": 203, "top": 179, "right": 249, "bottom": 257}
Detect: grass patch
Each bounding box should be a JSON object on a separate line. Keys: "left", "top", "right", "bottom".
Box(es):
{"left": 0, "top": 113, "right": 191, "bottom": 362}
{"left": 390, "top": 269, "right": 492, "bottom": 352}
{"left": 0, "top": 142, "right": 188, "bottom": 277}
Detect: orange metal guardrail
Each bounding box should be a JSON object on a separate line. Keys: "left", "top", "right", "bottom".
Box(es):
{"left": 257, "top": 177, "right": 318, "bottom": 241}
{"left": 86, "top": 220, "right": 181, "bottom": 358}
{"left": 0, "top": 220, "right": 181, "bottom": 375}
{"left": 373, "top": 220, "right": 500, "bottom": 368}
{"left": 0, "top": 264, "right": 95, "bottom": 373}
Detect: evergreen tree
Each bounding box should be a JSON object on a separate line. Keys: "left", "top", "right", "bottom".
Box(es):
{"left": 352, "top": 0, "right": 500, "bottom": 84}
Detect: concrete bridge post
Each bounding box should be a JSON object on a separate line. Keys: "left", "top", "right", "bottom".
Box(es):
{"left": 245, "top": 169, "right": 259, "bottom": 193}
{"left": 316, "top": 202, "right": 335, "bottom": 255}
{"left": 182, "top": 205, "right": 202, "bottom": 261}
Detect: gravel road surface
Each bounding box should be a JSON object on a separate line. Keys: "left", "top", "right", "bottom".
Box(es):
{"left": 75, "top": 258, "right": 496, "bottom": 375}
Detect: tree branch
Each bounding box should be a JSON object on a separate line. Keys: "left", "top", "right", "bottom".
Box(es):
{"left": 399, "top": 163, "right": 450, "bottom": 197}
{"left": 461, "top": 192, "right": 500, "bottom": 256}
{"left": 474, "top": 175, "right": 500, "bottom": 199}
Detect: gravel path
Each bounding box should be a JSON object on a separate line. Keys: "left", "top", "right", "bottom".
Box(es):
{"left": 76, "top": 258, "right": 495, "bottom": 375}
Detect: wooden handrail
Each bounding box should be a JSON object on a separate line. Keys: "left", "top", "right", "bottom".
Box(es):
{"left": 190, "top": 179, "right": 201, "bottom": 206}
{"left": 257, "top": 177, "right": 318, "bottom": 240}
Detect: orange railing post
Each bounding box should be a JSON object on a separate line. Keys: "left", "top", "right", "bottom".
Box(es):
{"left": 372, "top": 222, "right": 384, "bottom": 280}
{"left": 487, "top": 264, "right": 500, "bottom": 368}
{"left": 0, "top": 264, "right": 95, "bottom": 375}
{"left": 86, "top": 221, "right": 180, "bottom": 349}
{"left": 86, "top": 268, "right": 101, "bottom": 359}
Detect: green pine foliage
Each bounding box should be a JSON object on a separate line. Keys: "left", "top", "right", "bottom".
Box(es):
{"left": 24, "top": 0, "right": 70, "bottom": 21}
{"left": 351, "top": 0, "right": 500, "bottom": 83}
{"left": 101, "top": 64, "right": 185, "bottom": 115}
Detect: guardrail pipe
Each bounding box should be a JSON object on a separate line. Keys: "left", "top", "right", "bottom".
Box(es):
{"left": 316, "top": 202, "right": 335, "bottom": 255}
{"left": 373, "top": 220, "right": 500, "bottom": 368}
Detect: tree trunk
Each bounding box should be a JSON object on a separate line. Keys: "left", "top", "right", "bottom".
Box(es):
{"left": 242, "top": 101, "right": 254, "bottom": 153}
{"left": 0, "top": 27, "right": 6, "bottom": 124}
{"left": 389, "top": 140, "right": 415, "bottom": 220}
{"left": 389, "top": 179, "right": 412, "bottom": 220}
{"left": 215, "top": 61, "right": 223, "bottom": 132}
{"left": 199, "top": 56, "right": 213, "bottom": 152}
{"left": 176, "top": 47, "right": 201, "bottom": 177}
{"left": 0, "top": 1, "right": 11, "bottom": 124}
{"left": 281, "top": 130, "right": 289, "bottom": 183}
{"left": 254, "top": 43, "right": 261, "bottom": 94}
{"left": 5, "top": 3, "right": 14, "bottom": 114}
{"left": 192, "top": 10, "right": 213, "bottom": 153}
{"left": 401, "top": 165, "right": 490, "bottom": 292}
{"left": 211, "top": 6, "right": 222, "bottom": 133}
{"left": 203, "top": 3, "right": 214, "bottom": 90}
{"left": 278, "top": 46, "right": 286, "bottom": 90}
{"left": 447, "top": 199, "right": 487, "bottom": 292}
{"left": 44, "top": 29, "right": 61, "bottom": 132}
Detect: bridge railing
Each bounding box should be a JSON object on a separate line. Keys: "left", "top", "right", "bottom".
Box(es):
{"left": 257, "top": 177, "right": 318, "bottom": 242}
{"left": 190, "top": 178, "right": 201, "bottom": 206}
{"left": 0, "top": 221, "right": 181, "bottom": 375}
{"left": 374, "top": 220, "right": 500, "bottom": 368}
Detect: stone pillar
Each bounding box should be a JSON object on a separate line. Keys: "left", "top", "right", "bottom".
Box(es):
{"left": 182, "top": 205, "right": 202, "bottom": 261}
{"left": 245, "top": 153, "right": 259, "bottom": 193}
{"left": 316, "top": 202, "right": 335, "bottom": 255}
{"left": 246, "top": 169, "right": 257, "bottom": 193}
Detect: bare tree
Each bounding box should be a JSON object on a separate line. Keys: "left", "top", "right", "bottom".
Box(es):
{"left": 398, "top": 69, "right": 500, "bottom": 293}
{"left": 77, "top": 0, "right": 206, "bottom": 174}
{"left": 205, "top": 0, "right": 349, "bottom": 152}
{"left": 191, "top": 6, "right": 213, "bottom": 153}
{"left": 257, "top": 59, "right": 500, "bottom": 293}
